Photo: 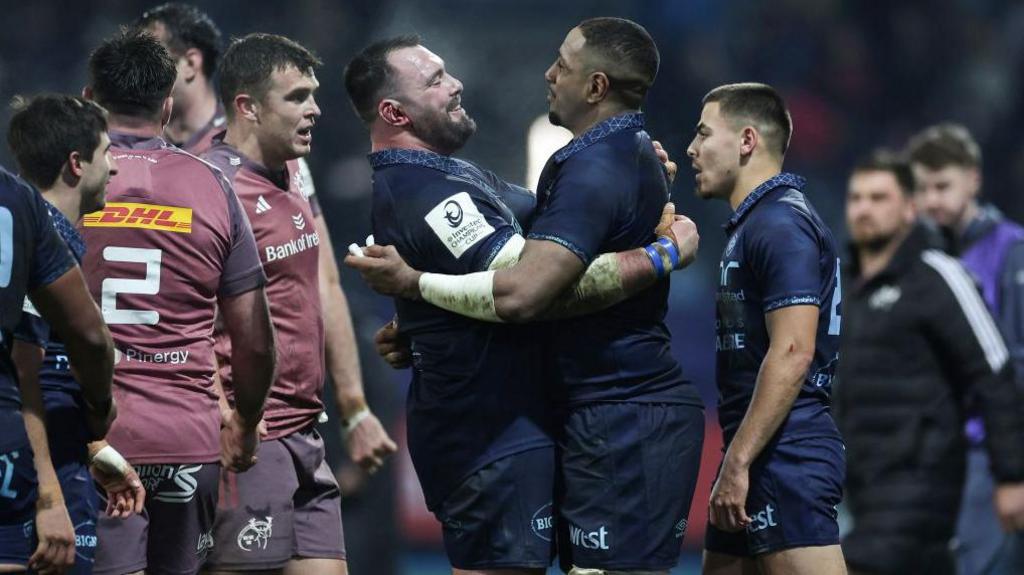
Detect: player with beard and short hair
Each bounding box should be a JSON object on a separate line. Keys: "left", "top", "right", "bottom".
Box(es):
{"left": 343, "top": 21, "right": 702, "bottom": 573}
{"left": 686, "top": 83, "right": 846, "bottom": 575}
{"left": 8, "top": 93, "right": 146, "bottom": 574}
{"left": 81, "top": 30, "right": 276, "bottom": 575}
{"left": 202, "top": 33, "right": 396, "bottom": 575}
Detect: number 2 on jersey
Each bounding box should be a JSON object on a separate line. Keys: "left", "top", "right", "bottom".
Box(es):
{"left": 101, "top": 246, "right": 162, "bottom": 325}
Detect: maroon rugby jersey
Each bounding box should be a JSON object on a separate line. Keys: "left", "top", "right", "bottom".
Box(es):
{"left": 80, "top": 132, "right": 264, "bottom": 464}
{"left": 203, "top": 137, "right": 325, "bottom": 440}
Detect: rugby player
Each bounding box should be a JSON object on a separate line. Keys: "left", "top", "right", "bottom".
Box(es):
{"left": 8, "top": 94, "right": 146, "bottom": 574}
{"left": 202, "top": 33, "right": 395, "bottom": 575}
{"left": 685, "top": 83, "right": 846, "bottom": 574}
{"left": 344, "top": 19, "right": 705, "bottom": 574}
{"left": 0, "top": 161, "right": 116, "bottom": 572}
{"left": 80, "top": 30, "right": 276, "bottom": 575}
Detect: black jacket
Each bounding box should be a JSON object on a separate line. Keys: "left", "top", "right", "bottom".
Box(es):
{"left": 836, "top": 224, "right": 1024, "bottom": 529}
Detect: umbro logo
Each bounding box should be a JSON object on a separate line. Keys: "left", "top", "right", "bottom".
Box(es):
{"left": 292, "top": 213, "right": 306, "bottom": 230}
{"left": 255, "top": 195, "right": 272, "bottom": 214}
{"left": 229, "top": 156, "right": 241, "bottom": 166}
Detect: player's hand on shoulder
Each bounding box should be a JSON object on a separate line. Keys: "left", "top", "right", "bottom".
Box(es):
{"left": 344, "top": 411, "right": 398, "bottom": 475}
{"left": 653, "top": 140, "right": 678, "bottom": 184}
{"left": 374, "top": 318, "right": 412, "bottom": 369}
{"left": 994, "top": 482, "right": 1024, "bottom": 531}
{"left": 654, "top": 202, "right": 699, "bottom": 269}
{"left": 30, "top": 491, "right": 75, "bottom": 573}
{"left": 220, "top": 409, "right": 260, "bottom": 473}
{"left": 344, "top": 244, "right": 422, "bottom": 300}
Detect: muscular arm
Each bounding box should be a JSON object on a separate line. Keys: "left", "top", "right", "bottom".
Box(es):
{"left": 28, "top": 266, "right": 115, "bottom": 437}
{"left": 217, "top": 286, "right": 276, "bottom": 428}
{"left": 723, "top": 305, "right": 818, "bottom": 468}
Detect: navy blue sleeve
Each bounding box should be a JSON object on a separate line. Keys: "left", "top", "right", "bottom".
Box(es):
{"left": 395, "top": 179, "right": 517, "bottom": 274}
{"left": 13, "top": 303, "right": 49, "bottom": 349}
{"left": 747, "top": 204, "right": 824, "bottom": 313}
{"left": 26, "top": 186, "right": 75, "bottom": 291}
{"left": 526, "top": 155, "right": 626, "bottom": 264}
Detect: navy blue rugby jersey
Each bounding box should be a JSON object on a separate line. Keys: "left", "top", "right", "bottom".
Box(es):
{"left": 716, "top": 173, "right": 842, "bottom": 444}
{"left": 368, "top": 148, "right": 553, "bottom": 509}
{"left": 0, "top": 166, "right": 76, "bottom": 452}
{"left": 528, "top": 112, "right": 702, "bottom": 407}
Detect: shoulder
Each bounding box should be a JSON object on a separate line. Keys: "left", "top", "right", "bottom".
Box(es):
{"left": 199, "top": 145, "right": 244, "bottom": 184}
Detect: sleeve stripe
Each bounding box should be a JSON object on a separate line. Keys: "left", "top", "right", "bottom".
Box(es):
{"left": 922, "top": 250, "right": 1009, "bottom": 371}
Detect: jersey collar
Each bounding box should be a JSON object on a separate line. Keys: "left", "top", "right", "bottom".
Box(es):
{"left": 44, "top": 201, "right": 85, "bottom": 262}
{"left": 553, "top": 112, "right": 645, "bottom": 164}
{"left": 368, "top": 148, "right": 469, "bottom": 177}
{"left": 109, "top": 131, "right": 168, "bottom": 151}
{"left": 724, "top": 172, "right": 807, "bottom": 233}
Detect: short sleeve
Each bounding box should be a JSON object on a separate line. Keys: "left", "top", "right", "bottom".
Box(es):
{"left": 13, "top": 301, "right": 49, "bottom": 349}
{"left": 217, "top": 181, "right": 266, "bottom": 297}
{"left": 27, "top": 185, "right": 75, "bottom": 291}
{"left": 747, "top": 205, "right": 824, "bottom": 313}
{"left": 527, "top": 157, "right": 624, "bottom": 264}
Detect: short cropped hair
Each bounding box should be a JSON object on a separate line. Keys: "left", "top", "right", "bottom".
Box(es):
{"left": 343, "top": 35, "right": 422, "bottom": 125}
{"left": 851, "top": 148, "right": 915, "bottom": 197}
{"left": 88, "top": 28, "right": 177, "bottom": 119}
{"left": 218, "top": 33, "right": 322, "bottom": 120}
{"left": 703, "top": 82, "right": 793, "bottom": 157}
{"left": 577, "top": 17, "right": 659, "bottom": 109}
{"left": 7, "top": 94, "right": 109, "bottom": 189}
{"left": 905, "top": 123, "right": 982, "bottom": 170}
{"left": 135, "top": 2, "right": 223, "bottom": 78}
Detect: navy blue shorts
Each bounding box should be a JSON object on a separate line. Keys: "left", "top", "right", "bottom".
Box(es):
{"left": 57, "top": 460, "right": 100, "bottom": 573}
{"left": 0, "top": 444, "right": 37, "bottom": 566}
{"left": 705, "top": 436, "right": 845, "bottom": 557}
{"left": 435, "top": 446, "right": 556, "bottom": 570}
{"left": 556, "top": 402, "right": 705, "bottom": 571}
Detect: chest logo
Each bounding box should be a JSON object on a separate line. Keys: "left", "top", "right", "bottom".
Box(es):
{"left": 443, "top": 200, "right": 464, "bottom": 227}
{"left": 869, "top": 285, "right": 901, "bottom": 311}
{"left": 424, "top": 192, "right": 496, "bottom": 259}
{"left": 255, "top": 195, "right": 271, "bottom": 214}
{"left": 292, "top": 213, "right": 307, "bottom": 230}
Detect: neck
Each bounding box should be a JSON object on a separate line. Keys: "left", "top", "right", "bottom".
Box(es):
{"left": 223, "top": 123, "right": 287, "bottom": 171}
{"left": 108, "top": 114, "right": 165, "bottom": 139}
{"left": 857, "top": 226, "right": 911, "bottom": 282}
{"left": 727, "top": 157, "right": 783, "bottom": 211}
{"left": 38, "top": 183, "right": 83, "bottom": 223}
{"left": 165, "top": 84, "right": 218, "bottom": 144}
{"left": 369, "top": 124, "right": 453, "bottom": 156}
{"left": 568, "top": 104, "right": 634, "bottom": 138}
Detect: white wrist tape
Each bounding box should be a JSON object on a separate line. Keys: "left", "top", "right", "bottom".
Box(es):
{"left": 342, "top": 408, "right": 371, "bottom": 433}
{"left": 419, "top": 270, "right": 503, "bottom": 322}
{"left": 91, "top": 445, "right": 130, "bottom": 475}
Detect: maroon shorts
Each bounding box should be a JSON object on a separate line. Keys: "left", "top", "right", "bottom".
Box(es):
{"left": 93, "top": 462, "right": 219, "bottom": 575}
{"left": 204, "top": 427, "right": 345, "bottom": 570}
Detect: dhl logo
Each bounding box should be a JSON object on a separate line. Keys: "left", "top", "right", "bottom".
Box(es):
{"left": 82, "top": 202, "right": 192, "bottom": 233}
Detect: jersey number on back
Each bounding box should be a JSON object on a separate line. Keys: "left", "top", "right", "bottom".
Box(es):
{"left": 101, "top": 246, "right": 162, "bottom": 325}
{"left": 0, "top": 207, "right": 13, "bottom": 288}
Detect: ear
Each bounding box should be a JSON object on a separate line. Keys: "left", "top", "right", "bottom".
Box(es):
{"left": 181, "top": 47, "right": 203, "bottom": 83}
{"left": 739, "top": 126, "right": 759, "bottom": 157}
{"left": 587, "top": 72, "right": 610, "bottom": 104}
{"left": 160, "top": 96, "right": 173, "bottom": 127}
{"left": 66, "top": 150, "right": 85, "bottom": 178}
{"left": 378, "top": 99, "right": 409, "bottom": 127}
{"left": 234, "top": 93, "right": 259, "bottom": 122}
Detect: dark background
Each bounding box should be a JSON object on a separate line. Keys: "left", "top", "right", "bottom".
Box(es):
{"left": 3, "top": 1, "right": 1023, "bottom": 572}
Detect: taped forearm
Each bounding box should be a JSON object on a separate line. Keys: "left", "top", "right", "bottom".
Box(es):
{"left": 420, "top": 270, "right": 504, "bottom": 322}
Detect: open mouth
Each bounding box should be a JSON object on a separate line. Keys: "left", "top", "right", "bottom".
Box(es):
{"left": 297, "top": 127, "right": 313, "bottom": 143}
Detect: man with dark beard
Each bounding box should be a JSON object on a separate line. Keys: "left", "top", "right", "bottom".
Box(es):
{"left": 344, "top": 22, "right": 703, "bottom": 574}
{"left": 836, "top": 150, "right": 1024, "bottom": 574}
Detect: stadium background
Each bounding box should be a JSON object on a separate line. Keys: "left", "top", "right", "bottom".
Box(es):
{"left": 2, "top": 0, "right": 1024, "bottom": 572}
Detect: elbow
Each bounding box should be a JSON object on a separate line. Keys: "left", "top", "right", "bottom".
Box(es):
{"left": 77, "top": 321, "right": 115, "bottom": 365}
{"left": 496, "top": 290, "right": 548, "bottom": 323}
{"left": 791, "top": 346, "right": 815, "bottom": 375}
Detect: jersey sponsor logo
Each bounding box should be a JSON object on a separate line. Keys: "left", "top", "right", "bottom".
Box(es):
{"left": 136, "top": 464, "right": 202, "bottom": 503}
{"left": 530, "top": 502, "right": 553, "bottom": 542}
{"left": 747, "top": 504, "right": 778, "bottom": 533}
{"left": 264, "top": 230, "right": 320, "bottom": 263}
{"left": 197, "top": 529, "right": 215, "bottom": 556}
{"left": 292, "top": 213, "right": 307, "bottom": 230}
{"left": 74, "top": 520, "right": 97, "bottom": 561}
{"left": 82, "top": 202, "right": 192, "bottom": 233}
{"left": 237, "top": 516, "right": 273, "bottom": 551}
{"left": 868, "top": 285, "right": 901, "bottom": 311}
{"left": 424, "top": 192, "right": 495, "bottom": 258}
{"left": 115, "top": 345, "right": 190, "bottom": 365}
{"left": 255, "top": 195, "right": 272, "bottom": 214}
{"left": 568, "top": 523, "right": 610, "bottom": 550}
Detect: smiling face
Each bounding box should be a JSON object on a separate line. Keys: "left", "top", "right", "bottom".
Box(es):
{"left": 386, "top": 45, "right": 476, "bottom": 155}
{"left": 253, "top": 64, "right": 321, "bottom": 161}
{"left": 686, "top": 102, "right": 743, "bottom": 201}
{"left": 544, "top": 27, "right": 592, "bottom": 133}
